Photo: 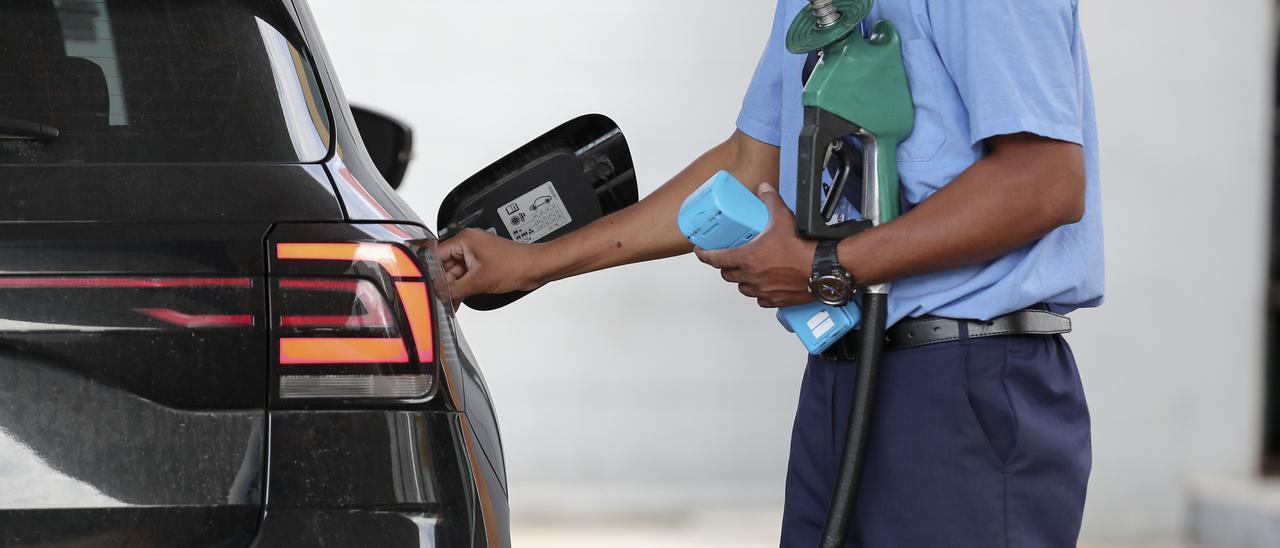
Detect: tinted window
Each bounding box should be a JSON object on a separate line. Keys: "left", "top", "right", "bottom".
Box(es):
{"left": 0, "top": 0, "right": 331, "bottom": 164}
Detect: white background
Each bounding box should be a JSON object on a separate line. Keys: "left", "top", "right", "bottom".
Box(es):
{"left": 308, "top": 0, "right": 1274, "bottom": 542}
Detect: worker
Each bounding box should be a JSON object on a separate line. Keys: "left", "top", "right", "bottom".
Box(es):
{"left": 439, "top": 0, "right": 1101, "bottom": 545}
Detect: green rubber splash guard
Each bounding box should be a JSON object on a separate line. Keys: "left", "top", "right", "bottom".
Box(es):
{"left": 786, "top": 0, "right": 873, "bottom": 54}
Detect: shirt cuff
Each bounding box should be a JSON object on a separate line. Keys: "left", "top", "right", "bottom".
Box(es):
{"left": 735, "top": 113, "right": 783, "bottom": 147}
{"left": 970, "top": 116, "right": 1084, "bottom": 148}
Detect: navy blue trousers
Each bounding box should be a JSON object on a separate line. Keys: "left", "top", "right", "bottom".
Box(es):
{"left": 781, "top": 334, "right": 1091, "bottom": 548}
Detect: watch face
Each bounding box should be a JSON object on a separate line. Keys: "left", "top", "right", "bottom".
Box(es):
{"left": 814, "top": 276, "right": 852, "bottom": 305}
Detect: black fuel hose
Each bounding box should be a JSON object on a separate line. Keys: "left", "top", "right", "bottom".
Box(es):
{"left": 818, "top": 292, "right": 888, "bottom": 548}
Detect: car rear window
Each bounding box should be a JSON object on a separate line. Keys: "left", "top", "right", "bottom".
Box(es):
{"left": 0, "top": 0, "right": 331, "bottom": 164}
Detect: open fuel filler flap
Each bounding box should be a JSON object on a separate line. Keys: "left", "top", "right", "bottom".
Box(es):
{"left": 437, "top": 114, "right": 638, "bottom": 311}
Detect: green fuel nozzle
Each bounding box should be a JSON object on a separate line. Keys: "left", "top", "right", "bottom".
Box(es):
{"left": 785, "top": 3, "right": 916, "bottom": 548}
{"left": 788, "top": 0, "right": 915, "bottom": 242}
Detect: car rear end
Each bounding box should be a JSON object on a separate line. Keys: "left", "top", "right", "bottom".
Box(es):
{"left": 0, "top": 1, "right": 508, "bottom": 546}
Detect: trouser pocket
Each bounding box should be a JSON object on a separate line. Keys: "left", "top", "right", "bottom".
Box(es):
{"left": 962, "top": 341, "right": 1018, "bottom": 467}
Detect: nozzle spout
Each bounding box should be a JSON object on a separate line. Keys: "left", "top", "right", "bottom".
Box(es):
{"left": 809, "top": 0, "right": 842, "bottom": 28}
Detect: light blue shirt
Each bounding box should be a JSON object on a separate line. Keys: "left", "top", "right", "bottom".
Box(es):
{"left": 737, "top": 0, "right": 1104, "bottom": 326}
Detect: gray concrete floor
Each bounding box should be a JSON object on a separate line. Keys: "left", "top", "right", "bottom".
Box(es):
{"left": 512, "top": 509, "right": 1193, "bottom": 548}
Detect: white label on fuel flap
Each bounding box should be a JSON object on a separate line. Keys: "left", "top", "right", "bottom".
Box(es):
{"left": 498, "top": 181, "right": 573, "bottom": 244}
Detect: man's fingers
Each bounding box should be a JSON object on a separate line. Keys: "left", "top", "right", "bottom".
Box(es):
{"left": 738, "top": 285, "right": 758, "bottom": 298}
{"left": 439, "top": 230, "right": 485, "bottom": 266}
{"left": 437, "top": 238, "right": 465, "bottom": 261}
{"left": 450, "top": 273, "right": 479, "bottom": 303}
{"left": 443, "top": 256, "right": 480, "bottom": 301}
{"left": 695, "top": 247, "right": 740, "bottom": 270}
{"left": 693, "top": 248, "right": 717, "bottom": 267}
{"left": 720, "top": 269, "right": 742, "bottom": 283}
{"left": 756, "top": 183, "right": 794, "bottom": 225}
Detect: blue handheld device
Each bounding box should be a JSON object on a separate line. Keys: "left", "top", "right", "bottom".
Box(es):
{"left": 678, "top": 171, "right": 860, "bottom": 354}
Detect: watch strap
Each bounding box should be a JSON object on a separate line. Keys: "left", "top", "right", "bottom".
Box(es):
{"left": 813, "top": 240, "right": 842, "bottom": 276}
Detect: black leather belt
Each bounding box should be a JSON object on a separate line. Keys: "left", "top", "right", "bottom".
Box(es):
{"left": 820, "top": 307, "right": 1073, "bottom": 361}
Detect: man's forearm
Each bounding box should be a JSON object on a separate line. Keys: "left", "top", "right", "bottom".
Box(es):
{"left": 532, "top": 130, "right": 780, "bottom": 284}
{"left": 839, "top": 134, "right": 1086, "bottom": 286}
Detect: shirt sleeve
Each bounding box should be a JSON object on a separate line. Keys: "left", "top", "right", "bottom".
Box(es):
{"left": 926, "top": 0, "right": 1084, "bottom": 146}
{"left": 735, "top": 0, "right": 790, "bottom": 147}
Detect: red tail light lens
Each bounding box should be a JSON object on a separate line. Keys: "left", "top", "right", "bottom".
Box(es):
{"left": 0, "top": 276, "right": 259, "bottom": 331}
{"left": 0, "top": 277, "right": 253, "bottom": 289}
{"left": 277, "top": 278, "right": 398, "bottom": 332}
{"left": 272, "top": 242, "right": 436, "bottom": 401}
{"left": 136, "top": 308, "right": 256, "bottom": 328}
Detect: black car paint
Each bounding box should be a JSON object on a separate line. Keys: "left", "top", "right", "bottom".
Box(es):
{"left": 0, "top": 0, "right": 509, "bottom": 546}
{"left": 0, "top": 165, "right": 342, "bottom": 222}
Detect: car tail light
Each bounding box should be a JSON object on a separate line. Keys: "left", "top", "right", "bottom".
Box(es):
{"left": 0, "top": 276, "right": 260, "bottom": 331}
{"left": 280, "top": 338, "right": 409, "bottom": 365}
{"left": 272, "top": 242, "right": 437, "bottom": 401}
{"left": 277, "top": 243, "right": 422, "bottom": 277}
{"left": 136, "top": 308, "right": 256, "bottom": 328}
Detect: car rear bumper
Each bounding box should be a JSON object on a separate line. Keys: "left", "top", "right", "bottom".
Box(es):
{"left": 254, "top": 409, "right": 508, "bottom": 548}
{"left": 252, "top": 507, "right": 454, "bottom": 547}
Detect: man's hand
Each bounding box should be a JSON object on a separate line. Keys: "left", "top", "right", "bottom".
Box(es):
{"left": 694, "top": 183, "right": 818, "bottom": 309}
{"left": 438, "top": 228, "right": 547, "bottom": 308}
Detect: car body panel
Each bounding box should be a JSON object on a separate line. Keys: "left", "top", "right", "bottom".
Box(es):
{"left": 253, "top": 508, "right": 448, "bottom": 547}
{"left": 0, "top": 164, "right": 342, "bottom": 223}
{"left": 261, "top": 410, "right": 473, "bottom": 546}
{"left": 286, "top": 0, "right": 423, "bottom": 224}
{"left": 0, "top": 508, "right": 260, "bottom": 547}
{"left": 0, "top": 223, "right": 269, "bottom": 546}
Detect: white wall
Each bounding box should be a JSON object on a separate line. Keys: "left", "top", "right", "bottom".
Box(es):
{"left": 1070, "top": 0, "right": 1273, "bottom": 540}
{"left": 307, "top": 0, "right": 1273, "bottom": 542}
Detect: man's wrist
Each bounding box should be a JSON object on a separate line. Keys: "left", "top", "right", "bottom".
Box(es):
{"left": 526, "top": 236, "right": 596, "bottom": 288}
{"left": 835, "top": 230, "right": 879, "bottom": 288}
{"left": 525, "top": 241, "right": 558, "bottom": 288}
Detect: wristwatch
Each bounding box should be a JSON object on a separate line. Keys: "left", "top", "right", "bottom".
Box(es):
{"left": 808, "top": 240, "right": 856, "bottom": 306}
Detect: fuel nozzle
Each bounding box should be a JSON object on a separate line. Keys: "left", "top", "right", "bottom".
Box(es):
{"left": 786, "top": 1, "right": 914, "bottom": 240}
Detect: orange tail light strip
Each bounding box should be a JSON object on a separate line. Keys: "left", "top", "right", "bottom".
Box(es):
{"left": 395, "top": 282, "right": 435, "bottom": 363}
{"left": 0, "top": 277, "right": 254, "bottom": 289}
{"left": 136, "top": 308, "right": 255, "bottom": 328}
{"left": 280, "top": 338, "right": 410, "bottom": 365}
{"left": 276, "top": 243, "right": 422, "bottom": 278}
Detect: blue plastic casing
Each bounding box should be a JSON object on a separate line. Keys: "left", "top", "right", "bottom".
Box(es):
{"left": 775, "top": 301, "right": 861, "bottom": 355}
{"left": 678, "top": 170, "right": 771, "bottom": 250}
{"left": 678, "top": 171, "right": 860, "bottom": 355}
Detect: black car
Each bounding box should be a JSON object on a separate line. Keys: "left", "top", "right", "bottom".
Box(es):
{"left": 0, "top": 0, "right": 637, "bottom": 546}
